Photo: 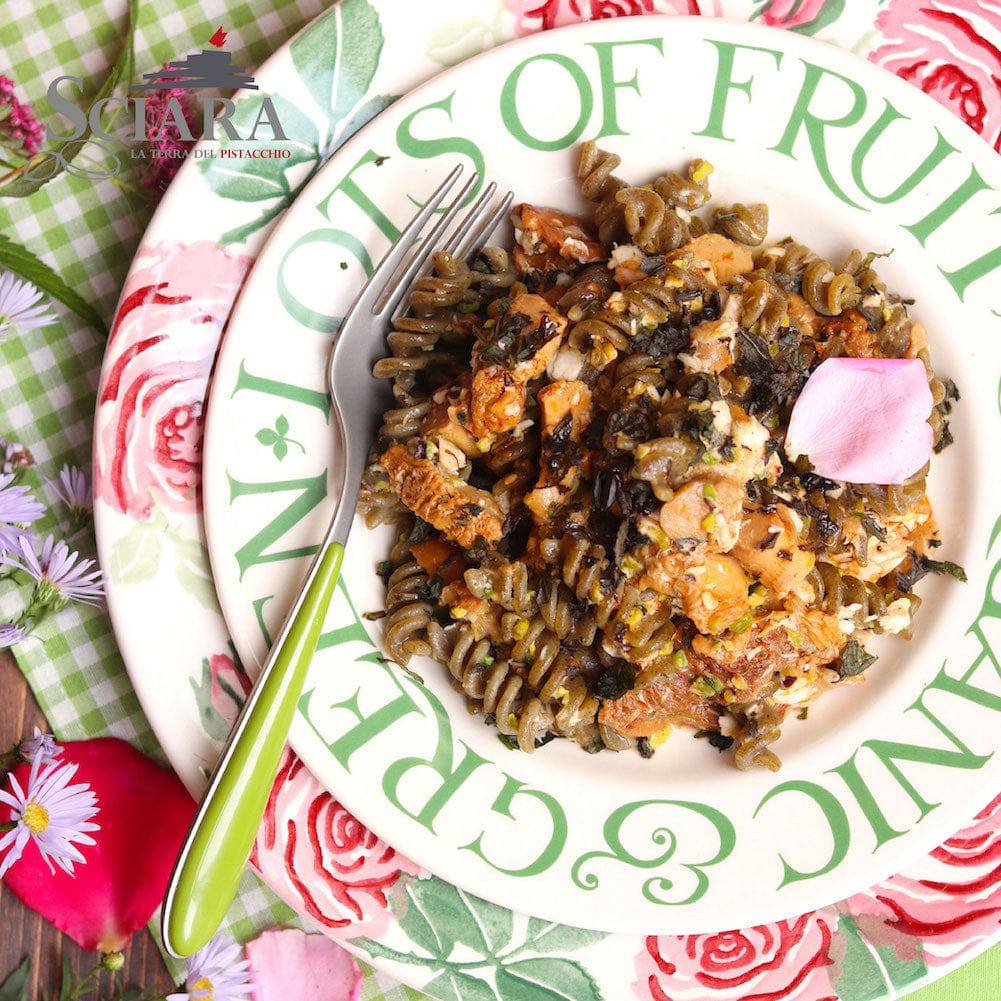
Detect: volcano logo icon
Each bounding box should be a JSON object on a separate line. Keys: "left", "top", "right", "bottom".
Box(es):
{"left": 130, "top": 26, "right": 258, "bottom": 92}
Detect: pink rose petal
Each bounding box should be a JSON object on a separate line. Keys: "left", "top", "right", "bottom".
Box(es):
{"left": 786, "top": 358, "right": 934, "bottom": 484}
{"left": 2, "top": 738, "right": 196, "bottom": 952}
{"left": 247, "top": 929, "right": 363, "bottom": 1001}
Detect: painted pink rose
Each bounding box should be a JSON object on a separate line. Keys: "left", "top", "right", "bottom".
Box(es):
{"left": 755, "top": 0, "right": 830, "bottom": 30}
{"left": 505, "top": 0, "right": 720, "bottom": 35}
{"left": 95, "top": 241, "right": 251, "bottom": 520}
{"left": 635, "top": 914, "right": 838, "bottom": 1001}
{"left": 208, "top": 653, "right": 252, "bottom": 723}
{"left": 844, "top": 793, "right": 1001, "bottom": 968}
{"left": 250, "top": 750, "right": 421, "bottom": 939}
{"left": 869, "top": 0, "right": 1001, "bottom": 151}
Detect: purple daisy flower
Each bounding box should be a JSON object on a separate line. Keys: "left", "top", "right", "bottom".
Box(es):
{"left": 0, "top": 748, "right": 100, "bottom": 878}
{"left": 167, "top": 934, "right": 253, "bottom": 1001}
{"left": 0, "top": 622, "right": 27, "bottom": 647}
{"left": 1, "top": 534, "right": 104, "bottom": 607}
{"left": 0, "top": 272, "right": 56, "bottom": 340}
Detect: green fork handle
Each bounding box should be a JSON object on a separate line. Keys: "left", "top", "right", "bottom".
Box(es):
{"left": 161, "top": 541, "right": 345, "bottom": 957}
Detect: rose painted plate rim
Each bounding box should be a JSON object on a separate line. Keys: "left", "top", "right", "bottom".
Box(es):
{"left": 93, "top": 1, "right": 1001, "bottom": 998}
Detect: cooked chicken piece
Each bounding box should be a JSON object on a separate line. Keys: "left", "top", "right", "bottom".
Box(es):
{"left": 820, "top": 308, "right": 878, "bottom": 358}
{"left": 421, "top": 382, "right": 478, "bottom": 455}
{"left": 598, "top": 666, "right": 719, "bottom": 737}
{"left": 511, "top": 203, "right": 605, "bottom": 276}
{"left": 688, "top": 605, "right": 844, "bottom": 697}
{"left": 538, "top": 379, "right": 592, "bottom": 437}
{"left": 381, "top": 445, "right": 503, "bottom": 547}
{"left": 907, "top": 320, "right": 929, "bottom": 359}
{"left": 786, "top": 293, "right": 817, "bottom": 337}
{"left": 509, "top": 293, "right": 568, "bottom": 383}
{"left": 642, "top": 548, "right": 750, "bottom": 635}
{"left": 674, "top": 233, "right": 754, "bottom": 285}
{"left": 440, "top": 581, "right": 503, "bottom": 642}
{"left": 829, "top": 498, "right": 934, "bottom": 582}
{"left": 469, "top": 366, "right": 526, "bottom": 438}
{"left": 733, "top": 504, "right": 815, "bottom": 597}
{"left": 658, "top": 477, "right": 745, "bottom": 552}
{"left": 680, "top": 316, "right": 737, "bottom": 374}
{"left": 410, "top": 538, "right": 465, "bottom": 585}
{"left": 690, "top": 403, "right": 778, "bottom": 485}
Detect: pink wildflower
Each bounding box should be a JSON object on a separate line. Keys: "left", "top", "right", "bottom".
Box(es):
{"left": 0, "top": 76, "right": 44, "bottom": 158}
{"left": 142, "top": 71, "right": 198, "bottom": 193}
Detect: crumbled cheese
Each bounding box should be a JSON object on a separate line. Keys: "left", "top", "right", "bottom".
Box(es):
{"left": 877, "top": 596, "right": 914, "bottom": 635}
{"left": 563, "top": 237, "right": 592, "bottom": 263}
{"left": 608, "top": 243, "right": 643, "bottom": 269}
{"left": 710, "top": 400, "right": 733, "bottom": 437}
{"left": 547, "top": 344, "right": 586, "bottom": 381}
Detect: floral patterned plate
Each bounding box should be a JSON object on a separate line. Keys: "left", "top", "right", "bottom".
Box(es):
{"left": 94, "top": 0, "right": 1001, "bottom": 997}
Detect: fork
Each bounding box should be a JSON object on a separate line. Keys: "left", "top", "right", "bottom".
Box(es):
{"left": 161, "top": 165, "right": 513, "bottom": 957}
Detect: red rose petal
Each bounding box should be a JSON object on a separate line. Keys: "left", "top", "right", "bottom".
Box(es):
{"left": 786, "top": 358, "right": 934, "bottom": 484}
{"left": 2, "top": 738, "right": 195, "bottom": 952}
{"left": 246, "top": 928, "right": 363, "bottom": 1001}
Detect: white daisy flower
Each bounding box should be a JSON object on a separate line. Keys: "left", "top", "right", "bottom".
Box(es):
{"left": 0, "top": 749, "right": 100, "bottom": 878}
{"left": 19, "top": 727, "right": 61, "bottom": 766}
{"left": 167, "top": 935, "right": 253, "bottom": 1001}
{"left": 0, "top": 272, "right": 56, "bottom": 340}
{"left": 1, "top": 533, "right": 104, "bottom": 607}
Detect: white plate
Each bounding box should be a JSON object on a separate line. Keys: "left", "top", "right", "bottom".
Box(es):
{"left": 201, "top": 15, "right": 1001, "bottom": 935}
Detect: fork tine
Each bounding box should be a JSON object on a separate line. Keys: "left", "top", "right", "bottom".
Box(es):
{"left": 384, "top": 180, "right": 503, "bottom": 324}
{"left": 376, "top": 170, "right": 481, "bottom": 320}
{"left": 453, "top": 189, "right": 514, "bottom": 263}
{"left": 348, "top": 164, "right": 463, "bottom": 315}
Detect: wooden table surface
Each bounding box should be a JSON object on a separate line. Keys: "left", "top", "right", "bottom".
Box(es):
{"left": 0, "top": 650, "right": 175, "bottom": 1000}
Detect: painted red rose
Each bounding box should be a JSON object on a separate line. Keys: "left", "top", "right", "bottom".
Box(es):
{"left": 504, "top": 0, "right": 719, "bottom": 35}
{"left": 208, "top": 652, "right": 252, "bottom": 723}
{"left": 844, "top": 793, "right": 1001, "bottom": 968}
{"left": 95, "top": 240, "right": 251, "bottom": 520}
{"left": 250, "top": 750, "right": 421, "bottom": 939}
{"left": 869, "top": 0, "right": 1001, "bottom": 151}
{"left": 635, "top": 913, "right": 838, "bottom": 1000}
{"left": 755, "top": 0, "right": 831, "bottom": 30}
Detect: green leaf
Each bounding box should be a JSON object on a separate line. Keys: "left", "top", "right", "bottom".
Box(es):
{"left": 423, "top": 971, "right": 499, "bottom": 1001}
{"left": 275, "top": 414, "right": 289, "bottom": 435}
{"left": 395, "top": 877, "right": 455, "bottom": 958}
{"left": 291, "top": 0, "right": 384, "bottom": 128}
{"left": 256, "top": 428, "right": 278, "bottom": 446}
{"left": 0, "top": 957, "right": 31, "bottom": 1001}
{"left": 836, "top": 639, "right": 877, "bottom": 679}
{"left": 405, "top": 877, "right": 512, "bottom": 958}
{"left": 108, "top": 989, "right": 142, "bottom": 1001}
{"left": 0, "top": 234, "right": 107, "bottom": 335}
{"left": 336, "top": 94, "right": 397, "bottom": 151}
{"left": 0, "top": 0, "right": 139, "bottom": 198}
{"left": 832, "top": 915, "right": 889, "bottom": 1001}
{"left": 273, "top": 439, "right": 288, "bottom": 461}
{"left": 108, "top": 519, "right": 162, "bottom": 584}
{"left": 170, "top": 533, "right": 219, "bottom": 611}
{"left": 790, "top": 0, "right": 847, "bottom": 36}
{"left": 495, "top": 958, "right": 602, "bottom": 1001}
{"left": 523, "top": 919, "right": 606, "bottom": 954}
{"left": 58, "top": 954, "right": 74, "bottom": 1001}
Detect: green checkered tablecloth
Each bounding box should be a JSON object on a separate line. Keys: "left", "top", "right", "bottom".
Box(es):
{"left": 0, "top": 1, "right": 420, "bottom": 996}
{"left": 0, "top": 2, "right": 999, "bottom": 999}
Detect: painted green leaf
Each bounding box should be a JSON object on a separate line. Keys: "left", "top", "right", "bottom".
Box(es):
{"left": 423, "top": 970, "right": 499, "bottom": 1001}
{"left": 337, "top": 94, "right": 397, "bottom": 149}
{"left": 291, "top": 0, "right": 384, "bottom": 128}
{"left": 394, "top": 879, "right": 455, "bottom": 958}
{"left": 0, "top": 957, "right": 30, "bottom": 1001}
{"left": 189, "top": 657, "right": 230, "bottom": 743}
{"left": 495, "top": 958, "right": 602, "bottom": 1001}
{"left": 0, "top": 234, "right": 107, "bottom": 335}
{"left": 791, "top": 0, "right": 847, "bottom": 36}
{"left": 406, "top": 877, "right": 512, "bottom": 957}
{"left": 170, "top": 533, "right": 219, "bottom": 611}
{"left": 524, "top": 919, "right": 606, "bottom": 954}
{"left": 108, "top": 519, "right": 162, "bottom": 584}
{"left": 276, "top": 414, "right": 289, "bottom": 435}
{"left": 832, "top": 915, "right": 890, "bottom": 1001}
{"left": 274, "top": 439, "right": 288, "bottom": 461}
{"left": 256, "top": 428, "right": 278, "bottom": 445}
